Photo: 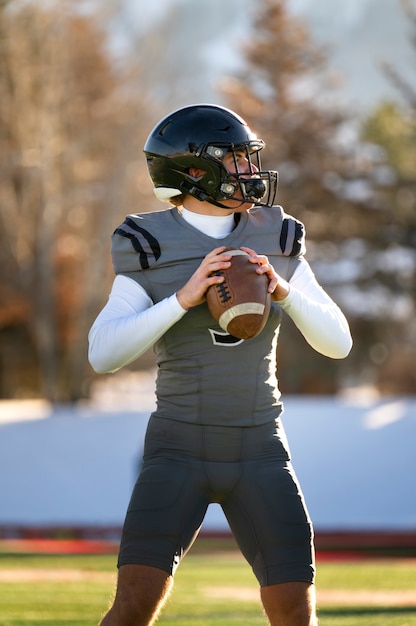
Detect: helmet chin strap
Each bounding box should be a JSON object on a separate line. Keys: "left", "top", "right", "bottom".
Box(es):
{"left": 207, "top": 197, "right": 249, "bottom": 210}
{"left": 186, "top": 184, "right": 257, "bottom": 211}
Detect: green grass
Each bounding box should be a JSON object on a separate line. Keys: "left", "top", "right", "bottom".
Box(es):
{"left": 316, "top": 561, "right": 416, "bottom": 626}
{"left": 1, "top": 542, "right": 416, "bottom": 625}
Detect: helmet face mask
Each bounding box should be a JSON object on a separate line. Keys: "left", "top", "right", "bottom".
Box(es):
{"left": 144, "top": 104, "right": 279, "bottom": 209}
{"left": 213, "top": 143, "right": 277, "bottom": 206}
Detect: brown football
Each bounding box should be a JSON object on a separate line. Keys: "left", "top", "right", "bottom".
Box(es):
{"left": 206, "top": 248, "right": 271, "bottom": 340}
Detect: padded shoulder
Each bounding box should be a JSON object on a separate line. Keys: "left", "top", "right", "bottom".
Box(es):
{"left": 111, "top": 214, "right": 162, "bottom": 273}
{"left": 279, "top": 213, "right": 306, "bottom": 257}
{"left": 249, "top": 206, "right": 306, "bottom": 257}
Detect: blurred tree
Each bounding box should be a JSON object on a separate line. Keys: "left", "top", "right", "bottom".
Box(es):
{"left": 221, "top": 0, "right": 416, "bottom": 394}
{"left": 219, "top": 0, "right": 362, "bottom": 393}
{"left": 1, "top": 0, "right": 414, "bottom": 401}
{"left": 0, "top": 1, "right": 155, "bottom": 401}
{"left": 221, "top": 0, "right": 370, "bottom": 242}
{"left": 358, "top": 75, "right": 416, "bottom": 390}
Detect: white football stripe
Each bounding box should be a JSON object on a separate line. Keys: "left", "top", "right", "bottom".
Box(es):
{"left": 227, "top": 249, "right": 249, "bottom": 257}
{"left": 219, "top": 303, "right": 265, "bottom": 331}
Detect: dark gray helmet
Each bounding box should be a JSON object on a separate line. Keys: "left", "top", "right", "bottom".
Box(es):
{"left": 143, "top": 104, "right": 278, "bottom": 209}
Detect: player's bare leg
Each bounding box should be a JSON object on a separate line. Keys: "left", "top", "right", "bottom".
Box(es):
{"left": 99, "top": 564, "right": 173, "bottom": 626}
{"left": 261, "top": 581, "right": 318, "bottom": 626}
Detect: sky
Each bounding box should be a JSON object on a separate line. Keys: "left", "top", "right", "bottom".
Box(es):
{"left": 118, "top": 0, "right": 416, "bottom": 114}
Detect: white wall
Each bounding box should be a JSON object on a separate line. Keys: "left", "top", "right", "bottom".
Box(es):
{"left": 0, "top": 394, "right": 415, "bottom": 531}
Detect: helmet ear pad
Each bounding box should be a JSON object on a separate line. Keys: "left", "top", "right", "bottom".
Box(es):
{"left": 147, "top": 153, "right": 229, "bottom": 202}
{"left": 189, "top": 155, "right": 230, "bottom": 200}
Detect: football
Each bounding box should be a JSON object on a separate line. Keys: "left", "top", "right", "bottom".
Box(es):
{"left": 206, "top": 248, "right": 271, "bottom": 340}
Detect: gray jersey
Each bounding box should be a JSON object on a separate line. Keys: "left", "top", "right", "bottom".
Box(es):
{"left": 111, "top": 205, "right": 305, "bottom": 427}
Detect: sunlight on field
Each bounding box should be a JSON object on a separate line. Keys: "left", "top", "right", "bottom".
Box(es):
{"left": 1, "top": 546, "right": 416, "bottom": 625}
{"left": 0, "top": 399, "right": 51, "bottom": 424}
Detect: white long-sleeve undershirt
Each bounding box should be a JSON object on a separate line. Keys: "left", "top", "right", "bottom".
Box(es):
{"left": 88, "top": 261, "right": 352, "bottom": 374}
{"left": 88, "top": 210, "right": 352, "bottom": 373}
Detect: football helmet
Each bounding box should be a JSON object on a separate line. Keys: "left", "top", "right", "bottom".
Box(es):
{"left": 143, "top": 104, "right": 278, "bottom": 209}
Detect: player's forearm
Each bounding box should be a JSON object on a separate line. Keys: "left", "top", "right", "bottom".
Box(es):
{"left": 88, "top": 279, "right": 186, "bottom": 373}
{"left": 279, "top": 287, "right": 352, "bottom": 358}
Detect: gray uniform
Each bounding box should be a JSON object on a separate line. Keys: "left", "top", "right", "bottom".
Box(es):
{"left": 112, "top": 205, "right": 315, "bottom": 586}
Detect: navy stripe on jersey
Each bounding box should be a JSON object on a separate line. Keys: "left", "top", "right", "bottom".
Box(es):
{"left": 279, "top": 218, "right": 304, "bottom": 257}
{"left": 114, "top": 217, "right": 161, "bottom": 269}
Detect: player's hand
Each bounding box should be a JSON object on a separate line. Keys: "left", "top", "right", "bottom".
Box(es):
{"left": 240, "top": 246, "right": 290, "bottom": 302}
{"left": 176, "top": 247, "right": 232, "bottom": 310}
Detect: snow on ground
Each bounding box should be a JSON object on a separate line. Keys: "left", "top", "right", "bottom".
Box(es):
{"left": 0, "top": 373, "right": 415, "bottom": 532}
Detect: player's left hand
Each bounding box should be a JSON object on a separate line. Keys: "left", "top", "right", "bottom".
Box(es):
{"left": 240, "top": 246, "right": 290, "bottom": 302}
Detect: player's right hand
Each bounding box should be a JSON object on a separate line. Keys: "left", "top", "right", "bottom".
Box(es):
{"left": 176, "top": 247, "right": 232, "bottom": 310}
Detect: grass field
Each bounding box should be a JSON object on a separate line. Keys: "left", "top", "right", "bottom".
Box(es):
{"left": 1, "top": 539, "right": 416, "bottom": 625}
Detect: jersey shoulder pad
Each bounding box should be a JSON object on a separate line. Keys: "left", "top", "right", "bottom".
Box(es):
{"left": 111, "top": 214, "right": 161, "bottom": 273}
{"left": 279, "top": 213, "right": 306, "bottom": 257}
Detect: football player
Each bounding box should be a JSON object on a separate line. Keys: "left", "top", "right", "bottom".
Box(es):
{"left": 89, "top": 104, "right": 352, "bottom": 626}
